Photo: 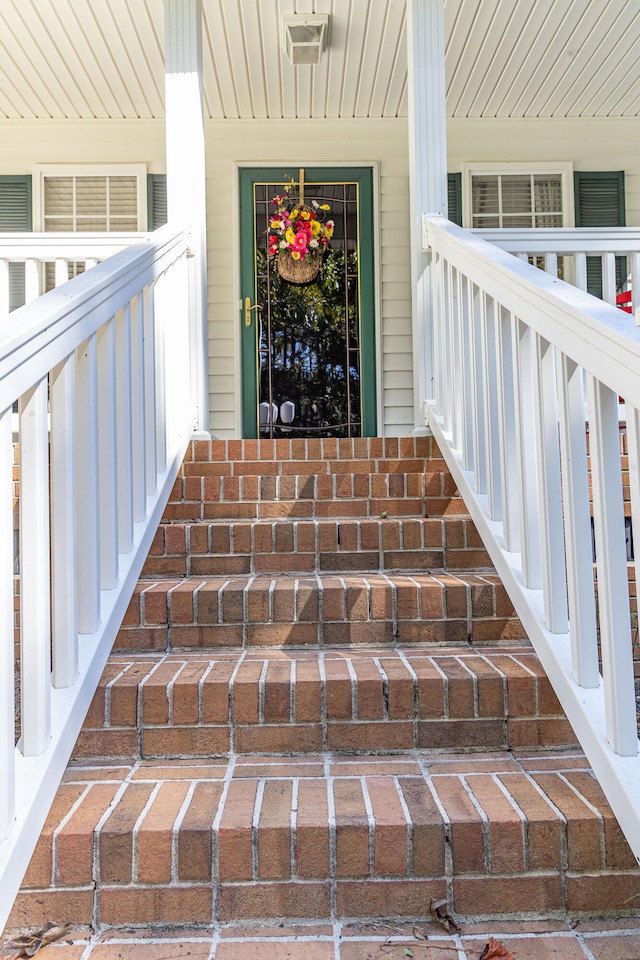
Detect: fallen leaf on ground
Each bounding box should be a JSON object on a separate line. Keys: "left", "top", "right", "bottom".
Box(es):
{"left": 412, "top": 926, "right": 427, "bottom": 941}
{"left": 429, "top": 898, "right": 461, "bottom": 934}
{"left": 479, "top": 938, "right": 515, "bottom": 960}
{"left": 1, "top": 922, "right": 74, "bottom": 958}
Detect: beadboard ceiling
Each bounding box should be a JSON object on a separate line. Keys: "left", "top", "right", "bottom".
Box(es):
{"left": 0, "top": 0, "right": 638, "bottom": 121}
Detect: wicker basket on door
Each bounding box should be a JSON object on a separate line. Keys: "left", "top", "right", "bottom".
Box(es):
{"left": 277, "top": 249, "right": 321, "bottom": 284}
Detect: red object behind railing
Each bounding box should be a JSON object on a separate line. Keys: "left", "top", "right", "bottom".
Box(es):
{"left": 616, "top": 290, "right": 632, "bottom": 314}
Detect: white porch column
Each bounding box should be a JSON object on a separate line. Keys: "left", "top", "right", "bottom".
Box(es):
{"left": 164, "top": 0, "right": 209, "bottom": 436}
{"left": 407, "top": 0, "right": 448, "bottom": 434}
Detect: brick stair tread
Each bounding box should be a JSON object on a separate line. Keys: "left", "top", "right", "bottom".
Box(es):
{"left": 13, "top": 749, "right": 640, "bottom": 930}
{"left": 142, "top": 517, "right": 490, "bottom": 577}
{"left": 118, "top": 571, "right": 526, "bottom": 652}
{"left": 76, "top": 645, "right": 575, "bottom": 761}
{"left": 166, "top": 473, "right": 466, "bottom": 522}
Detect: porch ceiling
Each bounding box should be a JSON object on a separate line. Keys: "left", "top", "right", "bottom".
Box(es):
{"left": 0, "top": 0, "right": 638, "bottom": 122}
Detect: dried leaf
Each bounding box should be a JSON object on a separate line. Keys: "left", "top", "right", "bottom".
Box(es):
{"left": 429, "top": 898, "right": 461, "bottom": 934}
{"left": 2, "top": 922, "right": 74, "bottom": 959}
{"left": 479, "top": 938, "right": 515, "bottom": 960}
{"left": 412, "top": 925, "right": 427, "bottom": 941}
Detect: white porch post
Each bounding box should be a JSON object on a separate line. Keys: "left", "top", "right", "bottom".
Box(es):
{"left": 407, "top": 0, "right": 448, "bottom": 433}
{"left": 164, "top": 0, "right": 209, "bottom": 436}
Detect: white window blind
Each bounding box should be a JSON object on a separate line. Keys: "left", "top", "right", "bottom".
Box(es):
{"left": 471, "top": 173, "right": 563, "bottom": 229}
{"left": 43, "top": 175, "right": 138, "bottom": 232}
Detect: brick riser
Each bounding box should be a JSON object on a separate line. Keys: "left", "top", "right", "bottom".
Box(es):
{"left": 141, "top": 518, "right": 491, "bottom": 577}
{"left": 11, "top": 754, "right": 640, "bottom": 930}
{"left": 9, "top": 437, "right": 640, "bottom": 933}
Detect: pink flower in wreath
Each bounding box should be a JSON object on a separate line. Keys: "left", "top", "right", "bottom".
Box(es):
{"left": 292, "top": 231, "right": 308, "bottom": 253}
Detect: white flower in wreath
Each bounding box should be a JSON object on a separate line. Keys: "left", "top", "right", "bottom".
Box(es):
{"left": 279, "top": 240, "right": 288, "bottom": 249}
{"left": 309, "top": 238, "right": 319, "bottom": 249}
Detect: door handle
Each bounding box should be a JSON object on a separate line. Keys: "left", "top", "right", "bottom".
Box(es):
{"left": 244, "top": 297, "right": 262, "bottom": 327}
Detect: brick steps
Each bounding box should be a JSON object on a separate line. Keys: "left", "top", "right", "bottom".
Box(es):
{"left": 9, "top": 436, "right": 640, "bottom": 933}
{"left": 117, "top": 572, "right": 525, "bottom": 652}
{"left": 74, "top": 647, "right": 576, "bottom": 761}
{"left": 10, "top": 752, "right": 640, "bottom": 931}
{"left": 142, "top": 517, "right": 490, "bottom": 577}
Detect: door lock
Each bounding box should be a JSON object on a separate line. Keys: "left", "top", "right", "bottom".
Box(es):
{"left": 244, "top": 297, "right": 262, "bottom": 327}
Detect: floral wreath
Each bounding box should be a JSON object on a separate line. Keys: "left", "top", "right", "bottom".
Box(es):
{"left": 268, "top": 191, "right": 334, "bottom": 265}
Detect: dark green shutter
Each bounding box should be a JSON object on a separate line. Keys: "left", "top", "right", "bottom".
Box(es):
{"left": 574, "top": 171, "right": 626, "bottom": 298}
{"left": 147, "top": 174, "right": 167, "bottom": 230}
{"left": 447, "top": 173, "right": 462, "bottom": 225}
{"left": 0, "top": 176, "right": 32, "bottom": 311}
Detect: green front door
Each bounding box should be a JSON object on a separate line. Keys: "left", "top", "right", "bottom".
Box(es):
{"left": 239, "top": 167, "right": 376, "bottom": 439}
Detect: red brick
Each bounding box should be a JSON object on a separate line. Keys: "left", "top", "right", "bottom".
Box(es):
{"left": 178, "top": 781, "right": 223, "bottom": 881}
{"left": 136, "top": 780, "right": 190, "bottom": 883}
{"left": 366, "top": 777, "right": 408, "bottom": 875}
{"left": 99, "top": 782, "right": 155, "bottom": 882}
{"left": 333, "top": 779, "right": 370, "bottom": 877}
{"left": 296, "top": 779, "right": 330, "bottom": 878}
{"left": 258, "top": 780, "right": 293, "bottom": 879}
{"left": 217, "top": 779, "right": 258, "bottom": 881}
{"left": 219, "top": 881, "right": 330, "bottom": 920}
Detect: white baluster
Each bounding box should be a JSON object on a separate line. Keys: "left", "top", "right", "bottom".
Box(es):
{"left": 625, "top": 403, "right": 640, "bottom": 670}
{"left": 0, "top": 406, "right": 15, "bottom": 838}
{"left": 442, "top": 260, "right": 454, "bottom": 436}
{"left": 97, "top": 318, "right": 119, "bottom": 589}
{"left": 602, "top": 253, "right": 617, "bottom": 305}
{"left": 54, "top": 259, "right": 69, "bottom": 287}
{"left": 144, "top": 282, "right": 158, "bottom": 492}
{"left": 574, "top": 253, "right": 588, "bottom": 292}
{"left": 130, "top": 291, "right": 147, "bottom": 522}
{"left": 432, "top": 253, "right": 444, "bottom": 419}
{"left": 459, "top": 273, "right": 474, "bottom": 472}
{"left": 153, "top": 274, "right": 168, "bottom": 476}
{"left": 470, "top": 284, "right": 486, "bottom": 495}
{"left": 481, "top": 294, "right": 502, "bottom": 521}
{"left": 24, "top": 259, "right": 40, "bottom": 302}
{"left": 512, "top": 319, "right": 542, "bottom": 589}
{"left": 450, "top": 266, "right": 463, "bottom": 453}
{"left": 630, "top": 252, "right": 640, "bottom": 326}
{"left": 0, "top": 260, "right": 9, "bottom": 315}
{"left": 50, "top": 356, "right": 78, "bottom": 688}
{"left": 544, "top": 253, "right": 558, "bottom": 277}
{"left": 76, "top": 336, "right": 100, "bottom": 634}
{"left": 115, "top": 306, "right": 134, "bottom": 553}
{"left": 532, "top": 335, "right": 568, "bottom": 633}
{"left": 587, "top": 375, "right": 637, "bottom": 755}
{"left": 557, "top": 355, "right": 598, "bottom": 687}
{"left": 496, "top": 307, "right": 519, "bottom": 552}
{"left": 19, "top": 378, "right": 51, "bottom": 756}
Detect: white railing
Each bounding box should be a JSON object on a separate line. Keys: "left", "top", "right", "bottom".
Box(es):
{"left": 475, "top": 227, "right": 640, "bottom": 322}
{"left": 423, "top": 216, "right": 640, "bottom": 864}
{"left": 0, "top": 225, "right": 196, "bottom": 931}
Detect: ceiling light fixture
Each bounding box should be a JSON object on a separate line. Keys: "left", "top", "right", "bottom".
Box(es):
{"left": 282, "top": 14, "right": 329, "bottom": 66}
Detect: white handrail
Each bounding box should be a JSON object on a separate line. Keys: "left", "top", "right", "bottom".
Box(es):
{"left": 474, "top": 226, "right": 640, "bottom": 323}
{"left": 423, "top": 215, "right": 640, "bottom": 864}
{"left": 0, "top": 224, "right": 196, "bottom": 932}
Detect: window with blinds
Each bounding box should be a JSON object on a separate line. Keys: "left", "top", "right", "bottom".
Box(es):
{"left": 43, "top": 175, "right": 138, "bottom": 232}
{"left": 471, "top": 173, "right": 564, "bottom": 229}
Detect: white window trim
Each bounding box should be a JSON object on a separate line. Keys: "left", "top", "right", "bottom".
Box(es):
{"left": 461, "top": 161, "right": 575, "bottom": 229}
{"left": 32, "top": 163, "right": 147, "bottom": 232}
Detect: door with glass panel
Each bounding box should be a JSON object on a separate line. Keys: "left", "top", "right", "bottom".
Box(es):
{"left": 239, "top": 167, "right": 376, "bottom": 439}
